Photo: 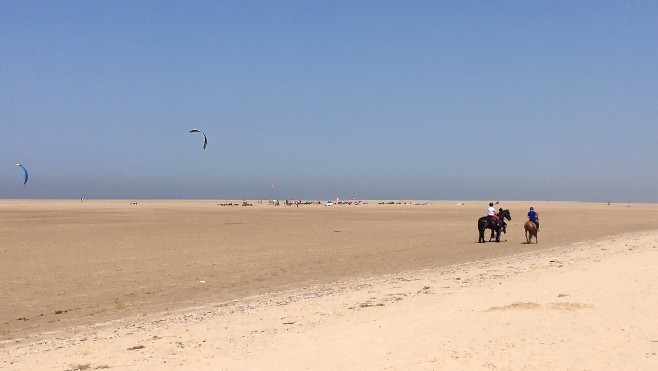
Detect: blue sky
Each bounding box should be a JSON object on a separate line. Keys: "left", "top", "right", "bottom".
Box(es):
{"left": 2, "top": 1, "right": 657, "bottom": 201}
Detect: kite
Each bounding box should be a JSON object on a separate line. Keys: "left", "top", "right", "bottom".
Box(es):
{"left": 189, "top": 129, "right": 208, "bottom": 150}
{"left": 16, "top": 164, "right": 28, "bottom": 185}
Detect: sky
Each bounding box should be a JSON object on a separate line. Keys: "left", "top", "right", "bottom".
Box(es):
{"left": 2, "top": 1, "right": 658, "bottom": 202}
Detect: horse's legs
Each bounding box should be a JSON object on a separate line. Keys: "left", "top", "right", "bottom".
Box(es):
{"left": 525, "top": 229, "right": 529, "bottom": 244}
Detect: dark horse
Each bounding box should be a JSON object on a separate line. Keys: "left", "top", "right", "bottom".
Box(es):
{"left": 478, "top": 209, "right": 511, "bottom": 243}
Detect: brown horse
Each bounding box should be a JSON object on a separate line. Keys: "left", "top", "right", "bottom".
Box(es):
{"left": 524, "top": 221, "right": 538, "bottom": 244}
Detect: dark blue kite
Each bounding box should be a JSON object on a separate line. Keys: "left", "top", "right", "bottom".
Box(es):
{"left": 16, "top": 163, "right": 28, "bottom": 185}
{"left": 189, "top": 129, "right": 208, "bottom": 150}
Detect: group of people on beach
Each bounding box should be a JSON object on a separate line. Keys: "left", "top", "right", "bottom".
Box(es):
{"left": 487, "top": 202, "right": 539, "bottom": 231}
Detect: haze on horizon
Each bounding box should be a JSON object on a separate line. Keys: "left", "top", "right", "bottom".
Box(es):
{"left": 2, "top": 1, "right": 657, "bottom": 202}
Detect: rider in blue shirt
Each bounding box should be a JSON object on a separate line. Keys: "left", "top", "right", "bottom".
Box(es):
{"left": 528, "top": 207, "right": 539, "bottom": 231}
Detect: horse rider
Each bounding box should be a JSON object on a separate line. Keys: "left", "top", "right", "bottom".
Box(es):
{"left": 498, "top": 207, "right": 507, "bottom": 232}
{"left": 487, "top": 202, "right": 499, "bottom": 226}
{"left": 528, "top": 206, "right": 540, "bottom": 231}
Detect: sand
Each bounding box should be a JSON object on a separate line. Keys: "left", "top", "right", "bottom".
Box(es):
{"left": 1, "top": 200, "right": 658, "bottom": 369}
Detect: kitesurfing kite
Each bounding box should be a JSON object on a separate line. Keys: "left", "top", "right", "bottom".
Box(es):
{"left": 16, "top": 164, "right": 28, "bottom": 185}
{"left": 189, "top": 129, "right": 208, "bottom": 150}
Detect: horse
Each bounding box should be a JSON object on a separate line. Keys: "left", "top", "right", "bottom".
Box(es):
{"left": 524, "top": 221, "right": 538, "bottom": 244}
{"left": 478, "top": 209, "right": 511, "bottom": 243}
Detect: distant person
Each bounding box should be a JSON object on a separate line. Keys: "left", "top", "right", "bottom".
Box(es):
{"left": 487, "top": 202, "right": 497, "bottom": 223}
{"left": 498, "top": 207, "right": 507, "bottom": 230}
{"left": 528, "top": 207, "right": 539, "bottom": 231}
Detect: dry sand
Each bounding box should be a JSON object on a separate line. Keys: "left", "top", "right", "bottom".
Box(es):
{"left": 1, "top": 200, "right": 658, "bottom": 369}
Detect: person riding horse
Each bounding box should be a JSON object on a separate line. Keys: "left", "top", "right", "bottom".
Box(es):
{"left": 486, "top": 203, "right": 505, "bottom": 230}
{"left": 487, "top": 202, "right": 497, "bottom": 223}
{"left": 528, "top": 207, "right": 539, "bottom": 231}
{"left": 478, "top": 205, "right": 511, "bottom": 243}
{"left": 498, "top": 208, "right": 507, "bottom": 234}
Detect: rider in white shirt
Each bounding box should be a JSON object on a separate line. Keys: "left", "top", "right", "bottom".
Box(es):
{"left": 487, "top": 202, "right": 500, "bottom": 226}
{"left": 487, "top": 203, "right": 496, "bottom": 217}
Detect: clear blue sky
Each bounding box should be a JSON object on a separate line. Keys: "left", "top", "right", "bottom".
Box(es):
{"left": 2, "top": 1, "right": 657, "bottom": 201}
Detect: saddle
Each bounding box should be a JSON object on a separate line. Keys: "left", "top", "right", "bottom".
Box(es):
{"left": 485, "top": 216, "right": 500, "bottom": 229}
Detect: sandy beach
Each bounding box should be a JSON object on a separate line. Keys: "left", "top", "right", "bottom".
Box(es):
{"left": 2, "top": 200, "right": 658, "bottom": 370}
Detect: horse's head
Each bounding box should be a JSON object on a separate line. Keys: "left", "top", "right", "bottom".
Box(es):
{"left": 501, "top": 209, "right": 511, "bottom": 221}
